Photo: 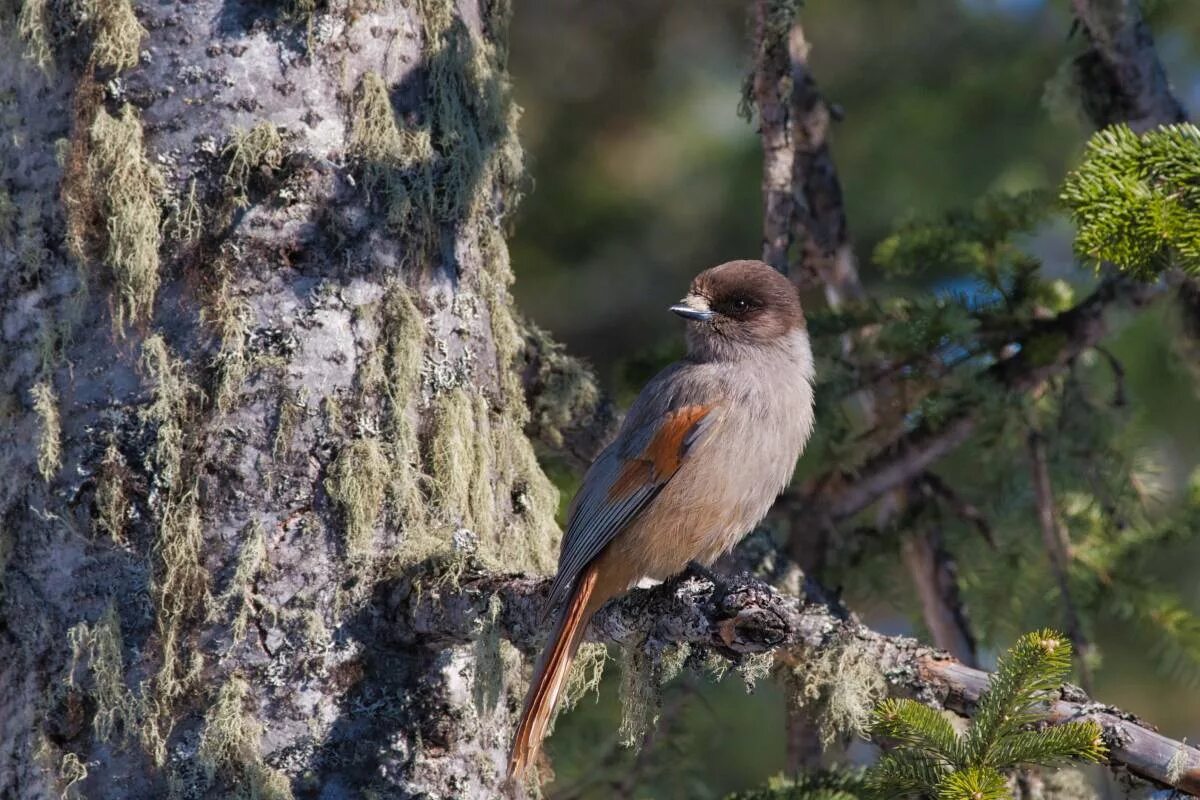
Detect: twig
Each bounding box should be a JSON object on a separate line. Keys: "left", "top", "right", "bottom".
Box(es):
{"left": 900, "top": 518, "right": 978, "bottom": 668}
{"left": 1027, "top": 428, "right": 1095, "bottom": 693}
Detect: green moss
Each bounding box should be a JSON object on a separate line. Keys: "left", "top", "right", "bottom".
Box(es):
{"left": 413, "top": 0, "right": 524, "bottom": 228}
{"left": 325, "top": 436, "right": 389, "bottom": 558}
{"left": 66, "top": 602, "right": 133, "bottom": 744}
{"left": 31, "top": 379, "right": 61, "bottom": 482}
{"left": 84, "top": 0, "right": 146, "bottom": 72}
{"left": 224, "top": 123, "right": 284, "bottom": 208}
{"left": 94, "top": 441, "right": 130, "bottom": 543}
{"left": 17, "top": 0, "right": 52, "bottom": 72}
{"left": 89, "top": 105, "right": 164, "bottom": 331}
{"left": 198, "top": 676, "right": 295, "bottom": 800}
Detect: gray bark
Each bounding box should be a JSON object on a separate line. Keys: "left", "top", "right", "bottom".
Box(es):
{"left": 0, "top": 0, "right": 556, "bottom": 797}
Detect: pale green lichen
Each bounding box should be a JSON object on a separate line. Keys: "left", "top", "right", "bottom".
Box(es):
{"left": 94, "top": 441, "right": 130, "bottom": 542}
{"left": 84, "top": 0, "right": 146, "bottom": 72}
{"left": 17, "top": 0, "right": 52, "bottom": 72}
{"left": 140, "top": 335, "right": 209, "bottom": 763}
{"left": 89, "top": 105, "right": 164, "bottom": 330}
{"left": 272, "top": 388, "right": 304, "bottom": 461}
{"left": 736, "top": 651, "right": 776, "bottom": 692}
{"left": 616, "top": 643, "right": 689, "bottom": 749}
{"left": 523, "top": 323, "right": 601, "bottom": 449}
{"left": 198, "top": 676, "right": 295, "bottom": 800}
{"left": 1041, "top": 767, "right": 1099, "bottom": 800}
{"left": 348, "top": 72, "right": 406, "bottom": 176}
{"left": 325, "top": 436, "right": 389, "bottom": 558}
{"left": 58, "top": 752, "right": 88, "bottom": 799}
{"left": 471, "top": 594, "right": 504, "bottom": 715}
{"left": 0, "top": 524, "right": 11, "bottom": 601}
{"left": 66, "top": 602, "right": 133, "bottom": 744}
{"left": 1167, "top": 739, "right": 1192, "bottom": 785}
{"left": 788, "top": 638, "right": 887, "bottom": 747}
{"left": 345, "top": 70, "right": 436, "bottom": 236}
{"left": 427, "top": 387, "right": 480, "bottom": 526}
{"left": 217, "top": 521, "right": 267, "bottom": 643}
{"left": 206, "top": 287, "right": 252, "bottom": 414}
{"left": 562, "top": 642, "right": 607, "bottom": 711}
{"left": 224, "top": 123, "right": 284, "bottom": 208}
{"left": 140, "top": 335, "right": 194, "bottom": 488}
{"left": 32, "top": 379, "right": 61, "bottom": 482}
{"left": 0, "top": 187, "right": 15, "bottom": 244}
{"left": 377, "top": 283, "right": 425, "bottom": 524}
{"left": 165, "top": 178, "right": 203, "bottom": 245}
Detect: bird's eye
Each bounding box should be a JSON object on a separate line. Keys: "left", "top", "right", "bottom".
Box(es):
{"left": 726, "top": 297, "right": 752, "bottom": 314}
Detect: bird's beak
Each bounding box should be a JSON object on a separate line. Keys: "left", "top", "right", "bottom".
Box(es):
{"left": 670, "top": 294, "right": 714, "bottom": 322}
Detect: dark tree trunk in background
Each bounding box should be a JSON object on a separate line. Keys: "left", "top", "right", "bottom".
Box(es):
{"left": 0, "top": 0, "right": 565, "bottom": 796}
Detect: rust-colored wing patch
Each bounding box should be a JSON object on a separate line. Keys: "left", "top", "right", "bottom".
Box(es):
{"left": 607, "top": 404, "right": 713, "bottom": 500}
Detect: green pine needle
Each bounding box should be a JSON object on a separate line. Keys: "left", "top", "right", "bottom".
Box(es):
{"left": 1062, "top": 123, "right": 1200, "bottom": 277}
{"left": 864, "top": 630, "right": 1107, "bottom": 800}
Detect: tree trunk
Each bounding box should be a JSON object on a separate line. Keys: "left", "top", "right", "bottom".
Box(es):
{"left": 0, "top": 0, "right": 560, "bottom": 796}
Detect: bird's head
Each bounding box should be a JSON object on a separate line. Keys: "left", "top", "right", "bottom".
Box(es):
{"left": 671, "top": 260, "right": 806, "bottom": 360}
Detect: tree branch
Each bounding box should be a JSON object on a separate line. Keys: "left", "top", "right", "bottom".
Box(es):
{"left": 398, "top": 571, "right": 1200, "bottom": 796}
{"left": 1069, "top": 0, "right": 1186, "bottom": 131}
{"left": 748, "top": 0, "right": 798, "bottom": 273}
{"left": 784, "top": 276, "right": 1161, "bottom": 525}
{"left": 1027, "top": 427, "right": 1095, "bottom": 692}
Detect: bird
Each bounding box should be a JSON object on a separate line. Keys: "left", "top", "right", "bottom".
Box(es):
{"left": 507, "top": 259, "right": 816, "bottom": 780}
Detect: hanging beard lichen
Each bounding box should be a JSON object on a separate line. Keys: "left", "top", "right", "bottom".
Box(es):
{"left": 31, "top": 379, "right": 61, "bottom": 481}
{"left": 89, "top": 105, "right": 164, "bottom": 331}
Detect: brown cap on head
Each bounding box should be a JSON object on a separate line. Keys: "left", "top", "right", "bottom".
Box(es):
{"left": 670, "top": 260, "right": 805, "bottom": 346}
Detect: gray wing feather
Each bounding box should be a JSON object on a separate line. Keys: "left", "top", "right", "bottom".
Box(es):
{"left": 543, "top": 364, "right": 716, "bottom": 614}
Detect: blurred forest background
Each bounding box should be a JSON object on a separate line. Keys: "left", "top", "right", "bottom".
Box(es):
{"left": 501, "top": 0, "right": 1200, "bottom": 796}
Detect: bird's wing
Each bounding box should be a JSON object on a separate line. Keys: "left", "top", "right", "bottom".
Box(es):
{"left": 545, "top": 382, "right": 720, "bottom": 612}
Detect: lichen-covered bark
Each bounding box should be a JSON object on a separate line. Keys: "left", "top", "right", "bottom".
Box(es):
{"left": 0, "top": 0, "right": 558, "bottom": 796}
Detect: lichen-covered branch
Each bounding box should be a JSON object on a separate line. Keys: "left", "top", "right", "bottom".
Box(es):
{"left": 398, "top": 570, "right": 1200, "bottom": 796}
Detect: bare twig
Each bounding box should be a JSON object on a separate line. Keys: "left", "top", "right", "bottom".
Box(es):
{"left": 1027, "top": 428, "right": 1095, "bottom": 693}
{"left": 399, "top": 571, "right": 1200, "bottom": 796}
{"left": 900, "top": 519, "right": 978, "bottom": 668}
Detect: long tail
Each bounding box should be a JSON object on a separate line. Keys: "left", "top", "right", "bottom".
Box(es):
{"left": 508, "top": 563, "right": 601, "bottom": 780}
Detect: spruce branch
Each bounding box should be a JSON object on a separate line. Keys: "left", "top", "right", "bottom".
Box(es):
{"left": 865, "top": 631, "right": 1105, "bottom": 800}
